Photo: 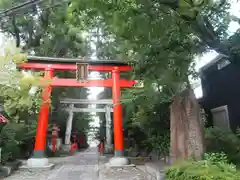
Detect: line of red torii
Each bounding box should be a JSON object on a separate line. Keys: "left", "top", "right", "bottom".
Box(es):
{"left": 18, "top": 56, "right": 136, "bottom": 167}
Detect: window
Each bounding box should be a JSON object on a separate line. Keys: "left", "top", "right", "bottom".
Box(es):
{"left": 217, "top": 59, "right": 230, "bottom": 70}
{"left": 135, "top": 80, "right": 144, "bottom": 88}
{"left": 211, "top": 105, "right": 230, "bottom": 129}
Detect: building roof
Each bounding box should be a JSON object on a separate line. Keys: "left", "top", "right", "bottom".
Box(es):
{"left": 199, "top": 54, "right": 228, "bottom": 73}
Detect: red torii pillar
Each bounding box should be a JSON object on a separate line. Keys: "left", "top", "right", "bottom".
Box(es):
{"left": 112, "top": 67, "right": 124, "bottom": 157}
{"left": 108, "top": 67, "right": 129, "bottom": 165}
{"left": 28, "top": 68, "right": 54, "bottom": 167}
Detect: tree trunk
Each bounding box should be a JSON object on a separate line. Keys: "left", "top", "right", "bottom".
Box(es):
{"left": 170, "top": 88, "right": 204, "bottom": 163}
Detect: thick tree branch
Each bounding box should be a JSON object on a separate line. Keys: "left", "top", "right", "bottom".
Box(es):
{"left": 33, "top": 10, "right": 50, "bottom": 45}
{"left": 192, "top": 16, "right": 230, "bottom": 57}
{"left": 12, "top": 16, "right": 20, "bottom": 47}
{"left": 157, "top": 0, "right": 179, "bottom": 10}
{"left": 23, "top": 9, "right": 50, "bottom": 50}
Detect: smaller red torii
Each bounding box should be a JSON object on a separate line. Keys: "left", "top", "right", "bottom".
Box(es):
{"left": 18, "top": 56, "right": 135, "bottom": 167}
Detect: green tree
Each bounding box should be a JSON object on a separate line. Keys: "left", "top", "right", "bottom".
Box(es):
{"left": 67, "top": 0, "right": 239, "bottom": 156}
{"left": 0, "top": 1, "right": 95, "bottom": 152}
{"left": 0, "top": 41, "right": 42, "bottom": 123}
{"left": 0, "top": 41, "right": 44, "bottom": 162}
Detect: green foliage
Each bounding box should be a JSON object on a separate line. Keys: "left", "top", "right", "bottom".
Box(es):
{"left": 165, "top": 159, "right": 240, "bottom": 180}
{"left": 0, "top": 41, "right": 43, "bottom": 162}
{"left": 68, "top": 0, "right": 225, "bottom": 150}
{"left": 123, "top": 87, "right": 171, "bottom": 155}
{"left": 147, "top": 133, "right": 170, "bottom": 156}
{"left": 72, "top": 0, "right": 202, "bottom": 87}
{"left": 72, "top": 113, "right": 92, "bottom": 134}
{"left": 1, "top": 87, "right": 41, "bottom": 122}
{"left": 69, "top": 0, "right": 238, "bottom": 107}
{"left": 204, "top": 152, "right": 229, "bottom": 164}
{"left": 0, "top": 0, "right": 94, "bottom": 142}
{"left": 205, "top": 127, "right": 240, "bottom": 164}
{"left": 0, "top": 123, "right": 36, "bottom": 163}
{"left": 0, "top": 1, "right": 90, "bottom": 56}
{"left": 0, "top": 41, "right": 42, "bottom": 123}
{"left": 165, "top": 152, "right": 239, "bottom": 180}
{"left": 0, "top": 124, "right": 20, "bottom": 163}
{"left": 69, "top": 0, "right": 238, "bottom": 156}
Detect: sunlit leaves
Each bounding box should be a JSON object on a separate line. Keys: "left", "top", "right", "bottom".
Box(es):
{"left": 0, "top": 41, "right": 42, "bottom": 122}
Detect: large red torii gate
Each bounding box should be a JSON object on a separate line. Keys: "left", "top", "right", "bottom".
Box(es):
{"left": 18, "top": 56, "right": 136, "bottom": 167}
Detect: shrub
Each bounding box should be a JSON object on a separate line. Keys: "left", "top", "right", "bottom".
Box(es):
{"left": 0, "top": 123, "right": 36, "bottom": 163}
{"left": 205, "top": 127, "right": 240, "bottom": 164}
{"left": 147, "top": 133, "right": 170, "bottom": 157}
{"left": 165, "top": 159, "right": 240, "bottom": 180}
{"left": 0, "top": 124, "right": 22, "bottom": 163}
{"left": 204, "top": 152, "right": 228, "bottom": 164}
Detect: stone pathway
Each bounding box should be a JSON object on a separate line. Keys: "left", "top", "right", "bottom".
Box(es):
{"left": 5, "top": 148, "right": 99, "bottom": 180}
{"left": 5, "top": 148, "right": 154, "bottom": 180}
{"left": 99, "top": 166, "right": 155, "bottom": 180}
{"left": 98, "top": 156, "right": 155, "bottom": 180}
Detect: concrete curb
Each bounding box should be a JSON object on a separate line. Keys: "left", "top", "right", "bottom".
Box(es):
{"left": 138, "top": 163, "right": 165, "bottom": 180}
{"left": 0, "top": 160, "right": 22, "bottom": 178}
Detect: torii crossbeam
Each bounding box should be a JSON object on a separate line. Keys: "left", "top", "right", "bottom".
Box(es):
{"left": 60, "top": 98, "right": 113, "bottom": 104}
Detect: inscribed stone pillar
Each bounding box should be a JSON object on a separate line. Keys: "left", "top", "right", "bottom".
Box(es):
{"left": 170, "top": 88, "right": 204, "bottom": 163}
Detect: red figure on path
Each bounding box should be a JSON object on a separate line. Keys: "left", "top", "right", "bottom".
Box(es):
{"left": 71, "top": 135, "right": 78, "bottom": 152}
{"left": 52, "top": 123, "right": 60, "bottom": 153}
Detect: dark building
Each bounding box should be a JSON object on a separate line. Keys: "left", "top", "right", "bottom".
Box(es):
{"left": 199, "top": 55, "right": 240, "bottom": 131}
